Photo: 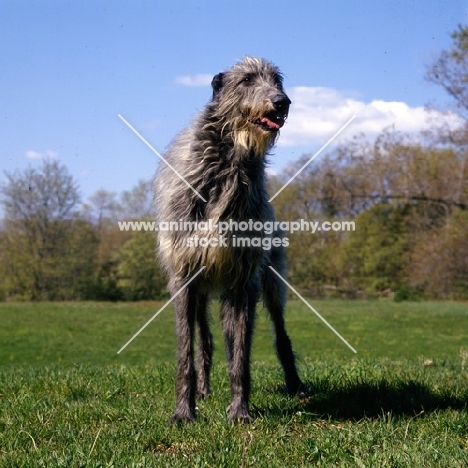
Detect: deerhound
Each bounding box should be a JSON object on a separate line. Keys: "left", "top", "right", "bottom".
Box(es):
{"left": 154, "top": 56, "right": 307, "bottom": 423}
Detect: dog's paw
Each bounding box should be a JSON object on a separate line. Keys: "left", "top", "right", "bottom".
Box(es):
{"left": 169, "top": 409, "right": 196, "bottom": 424}
{"left": 285, "top": 381, "right": 309, "bottom": 399}
{"left": 226, "top": 403, "right": 254, "bottom": 424}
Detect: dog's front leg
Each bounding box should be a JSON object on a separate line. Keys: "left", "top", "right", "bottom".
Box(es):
{"left": 221, "top": 285, "right": 257, "bottom": 423}
{"left": 170, "top": 283, "right": 197, "bottom": 423}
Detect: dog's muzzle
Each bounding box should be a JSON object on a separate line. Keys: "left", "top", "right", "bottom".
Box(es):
{"left": 252, "top": 94, "right": 291, "bottom": 131}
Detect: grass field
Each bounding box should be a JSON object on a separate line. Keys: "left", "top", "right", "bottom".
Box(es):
{"left": 0, "top": 300, "right": 467, "bottom": 466}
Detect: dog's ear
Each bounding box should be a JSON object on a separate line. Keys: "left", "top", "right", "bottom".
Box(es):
{"left": 211, "top": 72, "right": 224, "bottom": 98}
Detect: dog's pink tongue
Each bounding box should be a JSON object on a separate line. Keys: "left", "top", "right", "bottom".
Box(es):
{"left": 260, "top": 115, "right": 284, "bottom": 129}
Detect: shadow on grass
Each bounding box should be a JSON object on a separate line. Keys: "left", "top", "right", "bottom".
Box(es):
{"left": 261, "top": 380, "right": 468, "bottom": 421}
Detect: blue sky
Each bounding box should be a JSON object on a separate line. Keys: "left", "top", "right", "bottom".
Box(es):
{"left": 1, "top": 0, "right": 466, "bottom": 206}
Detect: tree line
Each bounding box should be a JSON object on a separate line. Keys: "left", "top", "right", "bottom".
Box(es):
{"left": 270, "top": 127, "right": 468, "bottom": 300}
{"left": 1, "top": 25, "right": 467, "bottom": 301}
{"left": 0, "top": 167, "right": 164, "bottom": 301}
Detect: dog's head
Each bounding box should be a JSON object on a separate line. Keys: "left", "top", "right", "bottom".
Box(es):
{"left": 210, "top": 57, "right": 291, "bottom": 155}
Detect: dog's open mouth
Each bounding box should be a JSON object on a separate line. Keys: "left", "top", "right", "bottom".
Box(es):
{"left": 252, "top": 112, "right": 287, "bottom": 131}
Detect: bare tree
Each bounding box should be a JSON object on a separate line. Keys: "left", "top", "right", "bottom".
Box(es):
{"left": 426, "top": 24, "right": 468, "bottom": 118}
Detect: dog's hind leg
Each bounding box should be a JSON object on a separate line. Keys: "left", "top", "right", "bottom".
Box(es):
{"left": 196, "top": 293, "right": 213, "bottom": 398}
{"left": 263, "top": 247, "right": 308, "bottom": 398}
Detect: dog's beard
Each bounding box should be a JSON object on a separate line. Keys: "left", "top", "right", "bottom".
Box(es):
{"left": 233, "top": 117, "right": 278, "bottom": 156}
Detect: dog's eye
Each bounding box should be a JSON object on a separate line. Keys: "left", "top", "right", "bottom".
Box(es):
{"left": 242, "top": 74, "right": 254, "bottom": 85}
{"left": 272, "top": 74, "right": 282, "bottom": 88}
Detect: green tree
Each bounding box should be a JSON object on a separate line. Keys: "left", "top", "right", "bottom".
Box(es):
{"left": 114, "top": 229, "right": 165, "bottom": 300}
{"left": 409, "top": 209, "right": 468, "bottom": 299}
{"left": 0, "top": 159, "right": 97, "bottom": 300}
{"left": 339, "top": 204, "right": 411, "bottom": 295}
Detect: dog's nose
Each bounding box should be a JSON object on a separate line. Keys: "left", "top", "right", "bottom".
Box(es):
{"left": 272, "top": 94, "right": 291, "bottom": 113}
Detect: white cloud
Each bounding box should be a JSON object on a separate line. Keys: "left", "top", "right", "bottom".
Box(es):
{"left": 279, "top": 87, "right": 464, "bottom": 147}
{"left": 175, "top": 73, "right": 213, "bottom": 87}
{"left": 265, "top": 167, "right": 278, "bottom": 177}
{"left": 25, "top": 149, "right": 58, "bottom": 159}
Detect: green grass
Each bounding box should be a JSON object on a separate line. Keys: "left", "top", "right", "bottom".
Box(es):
{"left": 1, "top": 300, "right": 468, "bottom": 466}
{"left": 2, "top": 300, "right": 468, "bottom": 365}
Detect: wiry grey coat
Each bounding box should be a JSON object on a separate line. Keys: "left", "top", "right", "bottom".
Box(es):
{"left": 154, "top": 56, "right": 307, "bottom": 423}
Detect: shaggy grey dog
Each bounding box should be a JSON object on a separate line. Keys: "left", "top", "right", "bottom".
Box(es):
{"left": 154, "top": 56, "right": 307, "bottom": 423}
